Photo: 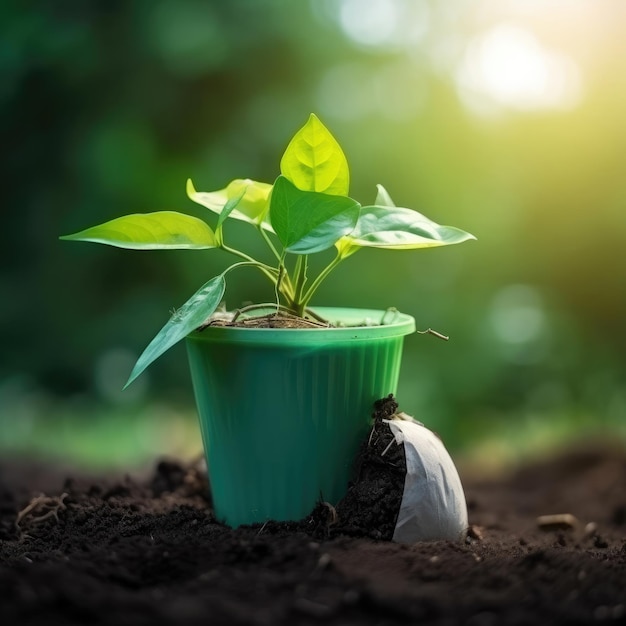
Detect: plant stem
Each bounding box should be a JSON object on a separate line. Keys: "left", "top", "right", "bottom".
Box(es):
{"left": 222, "top": 260, "right": 279, "bottom": 281}
{"left": 298, "top": 252, "right": 345, "bottom": 313}
{"left": 220, "top": 242, "right": 260, "bottom": 264}
{"left": 258, "top": 226, "right": 282, "bottom": 261}
{"left": 220, "top": 243, "right": 286, "bottom": 292}
{"left": 293, "top": 255, "right": 308, "bottom": 307}
{"left": 256, "top": 228, "right": 297, "bottom": 300}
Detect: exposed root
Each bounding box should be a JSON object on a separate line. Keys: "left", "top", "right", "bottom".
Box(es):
{"left": 16, "top": 493, "right": 68, "bottom": 533}
{"left": 321, "top": 502, "right": 338, "bottom": 527}
{"left": 417, "top": 328, "right": 449, "bottom": 341}
{"left": 204, "top": 304, "right": 332, "bottom": 329}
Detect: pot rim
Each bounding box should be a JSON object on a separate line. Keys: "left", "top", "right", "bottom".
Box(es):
{"left": 186, "top": 306, "right": 416, "bottom": 345}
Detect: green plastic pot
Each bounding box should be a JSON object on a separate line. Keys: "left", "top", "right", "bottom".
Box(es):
{"left": 186, "top": 307, "right": 416, "bottom": 527}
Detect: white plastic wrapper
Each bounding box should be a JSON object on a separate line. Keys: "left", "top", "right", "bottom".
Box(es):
{"left": 385, "top": 417, "right": 468, "bottom": 544}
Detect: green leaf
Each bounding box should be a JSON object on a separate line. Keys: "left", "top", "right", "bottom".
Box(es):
{"left": 125, "top": 274, "right": 226, "bottom": 388}
{"left": 187, "top": 178, "right": 273, "bottom": 229}
{"left": 374, "top": 184, "right": 396, "bottom": 207}
{"left": 280, "top": 113, "right": 350, "bottom": 196}
{"left": 217, "top": 187, "right": 247, "bottom": 230}
{"left": 59, "top": 211, "right": 217, "bottom": 250}
{"left": 343, "top": 204, "right": 476, "bottom": 250}
{"left": 269, "top": 176, "right": 360, "bottom": 254}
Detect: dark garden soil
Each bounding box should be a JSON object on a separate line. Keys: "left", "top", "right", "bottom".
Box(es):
{"left": 1, "top": 428, "right": 625, "bottom": 625}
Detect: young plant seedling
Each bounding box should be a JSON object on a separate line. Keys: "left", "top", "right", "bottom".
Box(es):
{"left": 61, "top": 114, "right": 475, "bottom": 388}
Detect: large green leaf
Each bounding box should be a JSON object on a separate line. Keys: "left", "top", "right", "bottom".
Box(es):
{"left": 343, "top": 204, "right": 476, "bottom": 250}
{"left": 280, "top": 113, "right": 349, "bottom": 196}
{"left": 59, "top": 211, "right": 217, "bottom": 250}
{"left": 124, "top": 274, "right": 226, "bottom": 388}
{"left": 187, "top": 178, "right": 273, "bottom": 229}
{"left": 269, "top": 176, "right": 360, "bottom": 254}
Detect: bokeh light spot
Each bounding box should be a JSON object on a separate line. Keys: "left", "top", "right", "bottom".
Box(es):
{"left": 338, "top": 0, "right": 401, "bottom": 47}
{"left": 489, "top": 284, "right": 547, "bottom": 346}
{"left": 334, "top": 0, "right": 430, "bottom": 50}
{"left": 456, "top": 23, "right": 583, "bottom": 115}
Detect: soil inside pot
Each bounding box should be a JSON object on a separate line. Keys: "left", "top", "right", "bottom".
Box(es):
{"left": 199, "top": 308, "right": 335, "bottom": 330}
{"left": 197, "top": 306, "right": 405, "bottom": 330}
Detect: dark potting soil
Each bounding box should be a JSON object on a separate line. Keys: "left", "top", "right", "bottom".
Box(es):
{"left": 332, "top": 394, "right": 407, "bottom": 541}
{"left": 197, "top": 307, "right": 396, "bottom": 330}
{"left": 1, "top": 433, "right": 626, "bottom": 625}
{"left": 198, "top": 309, "right": 334, "bottom": 330}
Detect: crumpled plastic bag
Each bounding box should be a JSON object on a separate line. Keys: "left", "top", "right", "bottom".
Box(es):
{"left": 385, "top": 417, "right": 468, "bottom": 544}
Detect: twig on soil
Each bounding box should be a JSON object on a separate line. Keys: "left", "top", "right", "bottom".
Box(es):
{"left": 537, "top": 513, "right": 579, "bottom": 531}
{"left": 367, "top": 424, "right": 378, "bottom": 447}
{"left": 380, "top": 438, "right": 398, "bottom": 457}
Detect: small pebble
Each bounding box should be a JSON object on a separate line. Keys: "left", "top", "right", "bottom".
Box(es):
{"left": 317, "top": 553, "right": 332, "bottom": 569}
{"left": 467, "top": 525, "right": 484, "bottom": 541}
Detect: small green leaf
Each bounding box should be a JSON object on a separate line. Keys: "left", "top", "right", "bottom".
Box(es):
{"left": 374, "top": 184, "right": 396, "bottom": 207}
{"left": 270, "top": 176, "right": 360, "bottom": 254}
{"left": 217, "top": 187, "right": 247, "bottom": 230}
{"left": 280, "top": 113, "right": 350, "bottom": 196}
{"left": 60, "top": 211, "right": 217, "bottom": 250}
{"left": 187, "top": 178, "right": 273, "bottom": 228}
{"left": 125, "top": 274, "right": 226, "bottom": 388}
{"left": 343, "top": 204, "right": 476, "bottom": 250}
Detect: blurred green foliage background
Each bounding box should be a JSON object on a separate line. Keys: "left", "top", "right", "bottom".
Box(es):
{"left": 1, "top": 0, "right": 625, "bottom": 473}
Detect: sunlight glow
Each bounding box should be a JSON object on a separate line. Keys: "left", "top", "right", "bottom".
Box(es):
{"left": 456, "top": 23, "right": 583, "bottom": 115}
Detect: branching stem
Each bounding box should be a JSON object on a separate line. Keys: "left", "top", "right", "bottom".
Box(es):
{"left": 298, "top": 252, "right": 344, "bottom": 312}
{"left": 220, "top": 242, "right": 294, "bottom": 300}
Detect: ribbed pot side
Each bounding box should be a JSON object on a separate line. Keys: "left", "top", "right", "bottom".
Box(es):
{"left": 185, "top": 307, "right": 415, "bottom": 527}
